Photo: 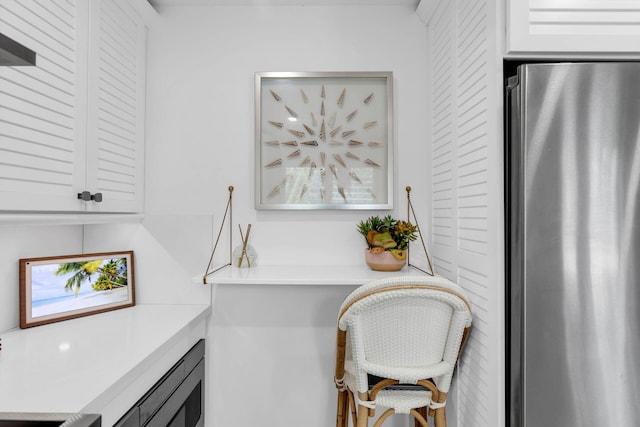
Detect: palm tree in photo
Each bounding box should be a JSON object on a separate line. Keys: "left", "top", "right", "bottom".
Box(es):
{"left": 55, "top": 258, "right": 128, "bottom": 296}
{"left": 92, "top": 258, "right": 128, "bottom": 291}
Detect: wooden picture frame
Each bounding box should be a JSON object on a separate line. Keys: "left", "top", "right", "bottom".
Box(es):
{"left": 19, "top": 251, "right": 135, "bottom": 328}
{"left": 255, "top": 71, "right": 394, "bottom": 210}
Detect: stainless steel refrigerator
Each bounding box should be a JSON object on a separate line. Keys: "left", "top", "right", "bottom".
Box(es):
{"left": 506, "top": 62, "right": 640, "bottom": 427}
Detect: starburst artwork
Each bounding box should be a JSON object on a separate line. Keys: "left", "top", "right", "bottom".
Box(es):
{"left": 255, "top": 72, "right": 393, "bottom": 209}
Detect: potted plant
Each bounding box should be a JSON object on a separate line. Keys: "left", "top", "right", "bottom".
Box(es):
{"left": 357, "top": 215, "right": 417, "bottom": 271}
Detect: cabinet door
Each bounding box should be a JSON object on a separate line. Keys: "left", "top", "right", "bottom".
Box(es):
{"left": 85, "top": 0, "right": 146, "bottom": 213}
{"left": 0, "top": 0, "right": 148, "bottom": 213}
{"left": 507, "top": 0, "right": 640, "bottom": 53}
{"left": 0, "top": 0, "right": 88, "bottom": 211}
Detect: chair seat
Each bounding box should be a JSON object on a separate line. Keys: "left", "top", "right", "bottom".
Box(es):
{"left": 376, "top": 389, "right": 432, "bottom": 414}
{"left": 362, "top": 360, "right": 453, "bottom": 385}
{"left": 344, "top": 359, "right": 453, "bottom": 392}
{"left": 346, "top": 366, "right": 436, "bottom": 414}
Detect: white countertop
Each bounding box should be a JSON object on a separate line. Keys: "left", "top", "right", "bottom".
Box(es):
{"left": 0, "top": 304, "right": 210, "bottom": 424}
{"left": 196, "top": 264, "right": 430, "bottom": 285}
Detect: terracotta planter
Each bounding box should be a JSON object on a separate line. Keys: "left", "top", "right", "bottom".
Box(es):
{"left": 364, "top": 248, "right": 406, "bottom": 272}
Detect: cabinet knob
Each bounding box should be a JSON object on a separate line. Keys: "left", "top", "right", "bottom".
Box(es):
{"left": 77, "top": 191, "right": 103, "bottom": 202}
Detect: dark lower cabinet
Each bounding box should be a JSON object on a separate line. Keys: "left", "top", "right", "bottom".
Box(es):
{"left": 115, "top": 340, "right": 205, "bottom": 427}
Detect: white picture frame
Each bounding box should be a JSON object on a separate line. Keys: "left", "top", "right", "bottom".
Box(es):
{"left": 255, "top": 71, "right": 394, "bottom": 210}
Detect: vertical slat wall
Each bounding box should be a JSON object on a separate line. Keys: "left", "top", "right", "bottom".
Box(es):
{"left": 430, "top": 0, "right": 457, "bottom": 279}
{"left": 0, "top": 0, "right": 79, "bottom": 206}
{"left": 88, "top": 0, "right": 142, "bottom": 206}
{"left": 454, "top": 0, "right": 492, "bottom": 425}
{"left": 418, "top": 0, "right": 504, "bottom": 425}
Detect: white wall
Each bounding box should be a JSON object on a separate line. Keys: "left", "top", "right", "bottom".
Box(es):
{"left": 145, "top": 4, "right": 431, "bottom": 265}
{"left": 146, "top": 4, "right": 430, "bottom": 427}
{"left": 0, "top": 220, "right": 212, "bottom": 333}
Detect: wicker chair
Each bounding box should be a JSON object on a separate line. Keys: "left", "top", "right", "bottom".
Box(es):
{"left": 334, "top": 275, "right": 472, "bottom": 427}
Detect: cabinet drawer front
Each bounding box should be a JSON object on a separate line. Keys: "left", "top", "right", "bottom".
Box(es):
{"left": 114, "top": 406, "right": 140, "bottom": 427}
{"left": 139, "top": 361, "right": 186, "bottom": 425}
{"left": 183, "top": 340, "right": 205, "bottom": 375}
{"left": 146, "top": 359, "right": 205, "bottom": 427}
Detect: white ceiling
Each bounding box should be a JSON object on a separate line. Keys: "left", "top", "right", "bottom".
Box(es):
{"left": 147, "top": 0, "right": 419, "bottom": 7}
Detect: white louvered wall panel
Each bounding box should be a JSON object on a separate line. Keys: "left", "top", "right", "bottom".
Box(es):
{"left": 430, "top": 0, "right": 456, "bottom": 278}
{"left": 456, "top": 0, "right": 489, "bottom": 257}
{"left": 92, "top": 0, "right": 140, "bottom": 203}
{"left": 455, "top": 0, "right": 493, "bottom": 423}
{"left": 419, "top": 0, "right": 503, "bottom": 425}
{"left": 0, "top": 0, "right": 79, "bottom": 203}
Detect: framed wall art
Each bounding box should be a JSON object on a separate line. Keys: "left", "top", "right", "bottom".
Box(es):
{"left": 255, "top": 71, "right": 394, "bottom": 210}
{"left": 19, "top": 251, "right": 135, "bottom": 328}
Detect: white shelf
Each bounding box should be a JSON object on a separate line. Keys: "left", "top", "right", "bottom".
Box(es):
{"left": 195, "top": 264, "right": 430, "bottom": 286}
{"left": 0, "top": 212, "right": 144, "bottom": 227}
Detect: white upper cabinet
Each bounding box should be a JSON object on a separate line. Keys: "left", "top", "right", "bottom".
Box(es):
{"left": 507, "top": 0, "right": 640, "bottom": 53}
{"left": 85, "top": 0, "right": 149, "bottom": 212}
{"left": 0, "top": 0, "right": 153, "bottom": 213}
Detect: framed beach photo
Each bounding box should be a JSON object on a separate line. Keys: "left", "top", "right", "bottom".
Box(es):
{"left": 255, "top": 71, "right": 394, "bottom": 210}
{"left": 19, "top": 251, "right": 135, "bottom": 328}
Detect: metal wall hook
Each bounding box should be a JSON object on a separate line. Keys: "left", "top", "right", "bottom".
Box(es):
{"left": 406, "top": 186, "right": 434, "bottom": 276}
{"left": 202, "top": 186, "right": 234, "bottom": 283}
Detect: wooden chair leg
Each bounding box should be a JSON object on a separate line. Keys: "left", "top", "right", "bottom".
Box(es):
{"left": 434, "top": 408, "right": 446, "bottom": 427}
{"left": 337, "top": 390, "right": 348, "bottom": 427}
{"left": 347, "top": 390, "right": 358, "bottom": 427}
{"left": 413, "top": 407, "right": 428, "bottom": 427}
{"left": 433, "top": 391, "right": 447, "bottom": 427}
{"left": 343, "top": 391, "right": 351, "bottom": 426}
{"left": 410, "top": 408, "right": 430, "bottom": 427}
{"left": 356, "top": 391, "right": 370, "bottom": 427}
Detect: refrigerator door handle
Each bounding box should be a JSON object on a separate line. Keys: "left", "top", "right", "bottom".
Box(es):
{"left": 505, "top": 70, "right": 525, "bottom": 427}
